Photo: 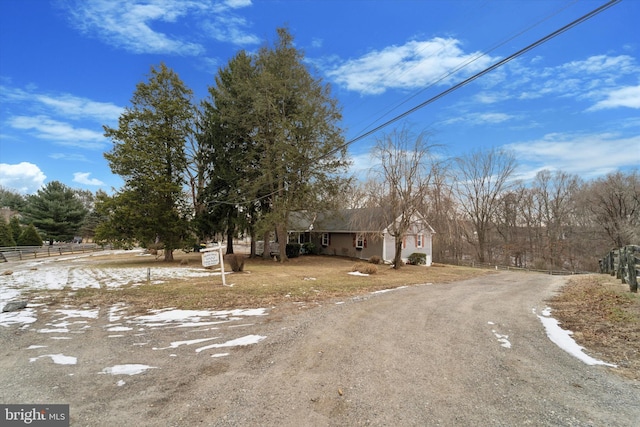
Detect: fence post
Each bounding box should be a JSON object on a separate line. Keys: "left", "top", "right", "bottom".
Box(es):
{"left": 629, "top": 246, "right": 638, "bottom": 293}
{"left": 621, "top": 247, "right": 628, "bottom": 284}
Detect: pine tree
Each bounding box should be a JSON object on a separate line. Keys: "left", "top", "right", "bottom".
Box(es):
{"left": 103, "top": 63, "right": 194, "bottom": 261}
{"left": 22, "top": 181, "right": 88, "bottom": 244}
{"left": 0, "top": 219, "right": 16, "bottom": 247}
{"left": 17, "top": 224, "right": 43, "bottom": 246}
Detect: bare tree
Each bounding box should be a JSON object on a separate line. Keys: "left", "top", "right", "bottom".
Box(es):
{"left": 453, "top": 148, "right": 517, "bottom": 263}
{"left": 362, "top": 127, "right": 436, "bottom": 269}
{"left": 583, "top": 170, "right": 639, "bottom": 248}
{"left": 532, "top": 170, "right": 581, "bottom": 269}
{"left": 419, "top": 160, "right": 462, "bottom": 263}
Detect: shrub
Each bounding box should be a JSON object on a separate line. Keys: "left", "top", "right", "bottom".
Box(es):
{"left": 0, "top": 220, "right": 16, "bottom": 247}
{"left": 301, "top": 242, "right": 319, "bottom": 255}
{"left": 226, "top": 253, "right": 245, "bottom": 272}
{"left": 352, "top": 263, "right": 378, "bottom": 275}
{"left": 17, "top": 224, "right": 42, "bottom": 246}
{"left": 408, "top": 252, "right": 427, "bottom": 265}
{"left": 286, "top": 243, "right": 301, "bottom": 258}
{"left": 369, "top": 255, "right": 382, "bottom": 265}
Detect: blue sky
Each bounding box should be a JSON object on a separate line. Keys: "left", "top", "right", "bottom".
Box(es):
{"left": 0, "top": 0, "right": 638, "bottom": 195}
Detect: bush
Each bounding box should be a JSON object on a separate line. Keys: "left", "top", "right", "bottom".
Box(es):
{"left": 17, "top": 224, "right": 42, "bottom": 246}
{"left": 352, "top": 263, "right": 378, "bottom": 275}
{"left": 286, "top": 243, "right": 301, "bottom": 258}
{"left": 369, "top": 255, "right": 382, "bottom": 265}
{"left": 301, "top": 242, "right": 319, "bottom": 255}
{"left": 0, "top": 220, "right": 16, "bottom": 247}
{"left": 226, "top": 254, "right": 245, "bottom": 272}
{"left": 408, "top": 252, "right": 427, "bottom": 265}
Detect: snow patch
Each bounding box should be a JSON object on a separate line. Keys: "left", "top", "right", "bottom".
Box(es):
{"left": 536, "top": 307, "right": 616, "bottom": 367}
{"left": 100, "top": 364, "right": 157, "bottom": 376}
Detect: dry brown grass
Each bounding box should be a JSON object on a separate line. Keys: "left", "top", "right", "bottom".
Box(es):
{"left": 548, "top": 274, "right": 640, "bottom": 380}
{"left": 53, "top": 253, "right": 488, "bottom": 314}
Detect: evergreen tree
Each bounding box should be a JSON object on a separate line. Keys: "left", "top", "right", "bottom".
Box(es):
{"left": 0, "top": 219, "right": 16, "bottom": 247}
{"left": 201, "top": 28, "right": 350, "bottom": 260}
{"left": 103, "top": 63, "right": 194, "bottom": 261}
{"left": 22, "top": 181, "right": 88, "bottom": 244}
{"left": 9, "top": 216, "right": 22, "bottom": 242}
{"left": 17, "top": 224, "right": 43, "bottom": 246}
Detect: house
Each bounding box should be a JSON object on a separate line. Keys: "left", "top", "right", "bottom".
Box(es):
{"left": 288, "top": 208, "right": 435, "bottom": 266}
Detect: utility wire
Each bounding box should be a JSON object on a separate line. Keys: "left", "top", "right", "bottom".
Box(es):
{"left": 342, "top": 0, "right": 621, "bottom": 148}
{"left": 206, "top": 0, "right": 621, "bottom": 207}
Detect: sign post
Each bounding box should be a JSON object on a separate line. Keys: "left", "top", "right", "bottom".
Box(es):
{"left": 201, "top": 245, "right": 226, "bottom": 286}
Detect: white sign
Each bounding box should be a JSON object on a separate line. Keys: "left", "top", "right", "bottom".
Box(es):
{"left": 202, "top": 250, "right": 220, "bottom": 267}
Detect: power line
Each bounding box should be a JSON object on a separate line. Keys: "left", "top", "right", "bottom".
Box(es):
{"left": 206, "top": 0, "right": 621, "bottom": 208}
{"left": 342, "top": 0, "right": 621, "bottom": 148}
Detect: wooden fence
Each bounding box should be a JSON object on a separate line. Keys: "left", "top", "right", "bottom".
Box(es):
{"left": 0, "top": 244, "right": 111, "bottom": 263}
{"left": 599, "top": 245, "right": 639, "bottom": 293}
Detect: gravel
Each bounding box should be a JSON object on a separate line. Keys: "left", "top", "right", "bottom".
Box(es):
{"left": 1, "top": 271, "right": 639, "bottom": 426}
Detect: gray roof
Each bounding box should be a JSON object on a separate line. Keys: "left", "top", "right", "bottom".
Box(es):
{"left": 288, "top": 208, "right": 397, "bottom": 233}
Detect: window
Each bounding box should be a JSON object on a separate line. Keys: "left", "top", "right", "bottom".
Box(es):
{"left": 322, "top": 233, "right": 330, "bottom": 246}
{"left": 416, "top": 234, "right": 424, "bottom": 249}
{"left": 355, "top": 234, "right": 364, "bottom": 249}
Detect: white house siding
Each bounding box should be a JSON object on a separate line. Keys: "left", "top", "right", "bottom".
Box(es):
{"left": 384, "top": 230, "right": 434, "bottom": 266}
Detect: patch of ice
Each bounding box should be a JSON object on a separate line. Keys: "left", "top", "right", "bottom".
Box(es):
{"left": 492, "top": 330, "right": 512, "bottom": 348}
{"left": 372, "top": 286, "right": 407, "bottom": 295}
{"left": 100, "top": 364, "right": 157, "bottom": 376}
{"left": 348, "top": 271, "right": 369, "bottom": 276}
{"left": 195, "top": 335, "right": 266, "bottom": 352}
{"left": 153, "top": 336, "right": 220, "bottom": 350}
{"left": 0, "top": 308, "right": 37, "bottom": 327}
{"left": 30, "top": 354, "right": 77, "bottom": 365}
{"left": 537, "top": 310, "right": 616, "bottom": 367}
{"left": 55, "top": 308, "right": 99, "bottom": 319}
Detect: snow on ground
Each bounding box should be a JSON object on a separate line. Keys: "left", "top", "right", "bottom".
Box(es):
{"left": 1, "top": 251, "right": 616, "bottom": 377}
{"left": 535, "top": 307, "right": 617, "bottom": 367}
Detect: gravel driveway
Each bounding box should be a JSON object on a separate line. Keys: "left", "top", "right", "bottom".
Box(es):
{"left": 2, "top": 271, "right": 638, "bottom": 426}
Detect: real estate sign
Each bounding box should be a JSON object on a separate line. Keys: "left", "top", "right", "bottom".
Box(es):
{"left": 202, "top": 250, "right": 219, "bottom": 267}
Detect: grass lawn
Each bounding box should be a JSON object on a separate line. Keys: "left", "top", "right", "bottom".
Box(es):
{"left": 59, "top": 252, "right": 489, "bottom": 312}
{"left": 548, "top": 274, "right": 640, "bottom": 380}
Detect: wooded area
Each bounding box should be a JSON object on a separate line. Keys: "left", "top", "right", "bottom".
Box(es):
{"left": 0, "top": 27, "right": 637, "bottom": 272}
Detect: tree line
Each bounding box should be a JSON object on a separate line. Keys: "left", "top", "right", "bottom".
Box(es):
{"left": 1, "top": 27, "right": 637, "bottom": 270}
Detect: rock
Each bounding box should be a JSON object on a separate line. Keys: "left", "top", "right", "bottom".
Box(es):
{"left": 2, "top": 300, "right": 28, "bottom": 312}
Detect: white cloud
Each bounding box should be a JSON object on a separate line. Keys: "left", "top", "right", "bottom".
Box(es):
{"left": 73, "top": 172, "right": 105, "bottom": 186}
{"left": 64, "top": 0, "right": 258, "bottom": 54}
{"left": 50, "top": 153, "right": 89, "bottom": 162}
{"left": 225, "top": 0, "right": 252, "bottom": 8}
{"left": 589, "top": 85, "right": 640, "bottom": 111}
{"left": 441, "top": 111, "right": 515, "bottom": 127}
{"left": 203, "top": 15, "right": 260, "bottom": 45}
{"left": 327, "top": 37, "right": 497, "bottom": 95}
{"left": 0, "top": 162, "right": 46, "bottom": 194}
{"left": 0, "top": 85, "right": 122, "bottom": 123}
{"left": 8, "top": 115, "right": 106, "bottom": 149}
{"left": 505, "top": 132, "right": 640, "bottom": 179}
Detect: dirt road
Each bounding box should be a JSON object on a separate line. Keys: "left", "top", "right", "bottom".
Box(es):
{"left": 1, "top": 271, "right": 638, "bottom": 426}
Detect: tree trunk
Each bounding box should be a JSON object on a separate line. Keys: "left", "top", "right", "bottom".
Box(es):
{"left": 393, "top": 236, "right": 403, "bottom": 269}
{"left": 164, "top": 249, "right": 174, "bottom": 262}
{"left": 276, "top": 223, "right": 288, "bottom": 262}
{"left": 226, "top": 225, "right": 234, "bottom": 255}
{"left": 262, "top": 230, "right": 272, "bottom": 260}
{"left": 250, "top": 228, "right": 257, "bottom": 258}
